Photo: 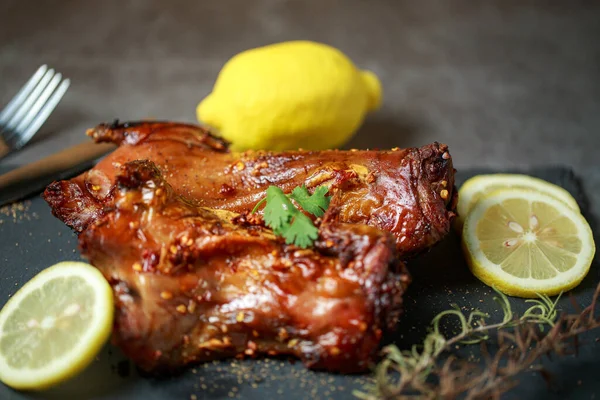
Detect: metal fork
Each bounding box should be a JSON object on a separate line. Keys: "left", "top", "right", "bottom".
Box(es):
{"left": 0, "top": 65, "right": 70, "bottom": 159}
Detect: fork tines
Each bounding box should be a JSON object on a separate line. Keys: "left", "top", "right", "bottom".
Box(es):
{"left": 0, "top": 65, "right": 70, "bottom": 152}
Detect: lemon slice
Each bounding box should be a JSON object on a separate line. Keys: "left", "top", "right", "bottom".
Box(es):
{"left": 455, "top": 174, "right": 580, "bottom": 232}
{"left": 0, "top": 262, "right": 113, "bottom": 390}
{"left": 462, "top": 189, "right": 595, "bottom": 297}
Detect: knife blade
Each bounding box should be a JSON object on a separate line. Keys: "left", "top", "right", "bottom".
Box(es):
{"left": 0, "top": 141, "right": 115, "bottom": 207}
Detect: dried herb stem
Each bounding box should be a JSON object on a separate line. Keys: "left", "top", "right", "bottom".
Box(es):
{"left": 355, "top": 284, "right": 600, "bottom": 400}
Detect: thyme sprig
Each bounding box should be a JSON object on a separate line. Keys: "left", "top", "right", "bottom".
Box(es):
{"left": 355, "top": 284, "right": 600, "bottom": 399}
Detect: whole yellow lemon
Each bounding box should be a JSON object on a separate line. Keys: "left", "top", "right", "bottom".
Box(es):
{"left": 197, "top": 41, "right": 382, "bottom": 151}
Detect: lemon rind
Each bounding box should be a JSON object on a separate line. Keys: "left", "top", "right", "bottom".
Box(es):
{"left": 460, "top": 174, "right": 580, "bottom": 214}
{"left": 455, "top": 174, "right": 581, "bottom": 234}
{"left": 462, "top": 189, "right": 595, "bottom": 298}
{"left": 0, "top": 262, "right": 113, "bottom": 390}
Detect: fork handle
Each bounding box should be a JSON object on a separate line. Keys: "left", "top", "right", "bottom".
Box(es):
{"left": 0, "top": 141, "right": 116, "bottom": 190}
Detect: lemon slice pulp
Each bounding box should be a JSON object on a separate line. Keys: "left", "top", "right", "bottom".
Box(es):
{"left": 455, "top": 174, "right": 580, "bottom": 232}
{"left": 462, "top": 189, "right": 595, "bottom": 297}
{"left": 0, "top": 262, "right": 113, "bottom": 390}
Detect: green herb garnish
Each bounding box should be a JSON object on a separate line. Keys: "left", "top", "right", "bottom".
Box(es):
{"left": 252, "top": 185, "right": 330, "bottom": 248}
{"left": 354, "top": 286, "right": 600, "bottom": 400}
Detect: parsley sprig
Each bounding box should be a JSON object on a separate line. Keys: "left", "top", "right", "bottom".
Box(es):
{"left": 252, "top": 185, "right": 330, "bottom": 248}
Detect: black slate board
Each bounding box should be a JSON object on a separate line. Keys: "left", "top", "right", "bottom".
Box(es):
{"left": 0, "top": 166, "right": 598, "bottom": 400}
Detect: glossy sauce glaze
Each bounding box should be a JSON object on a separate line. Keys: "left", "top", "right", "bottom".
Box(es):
{"left": 45, "top": 121, "right": 457, "bottom": 257}
{"left": 79, "top": 161, "right": 409, "bottom": 373}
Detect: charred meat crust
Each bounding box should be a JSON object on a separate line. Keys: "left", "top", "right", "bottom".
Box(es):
{"left": 79, "top": 161, "right": 409, "bottom": 373}
{"left": 44, "top": 121, "right": 457, "bottom": 258}
{"left": 86, "top": 120, "right": 229, "bottom": 151}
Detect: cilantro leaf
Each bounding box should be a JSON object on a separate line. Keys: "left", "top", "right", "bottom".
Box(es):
{"left": 283, "top": 213, "right": 319, "bottom": 248}
{"left": 262, "top": 186, "right": 294, "bottom": 231}
{"left": 253, "top": 184, "right": 330, "bottom": 248}
{"left": 289, "top": 185, "right": 331, "bottom": 218}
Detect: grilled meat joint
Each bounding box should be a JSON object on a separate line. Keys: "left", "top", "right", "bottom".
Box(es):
{"left": 43, "top": 121, "right": 458, "bottom": 373}
{"left": 78, "top": 160, "right": 409, "bottom": 373}
{"left": 45, "top": 121, "right": 457, "bottom": 258}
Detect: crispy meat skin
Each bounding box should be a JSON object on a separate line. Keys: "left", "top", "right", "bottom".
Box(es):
{"left": 79, "top": 161, "right": 409, "bottom": 373}
{"left": 44, "top": 121, "right": 457, "bottom": 256}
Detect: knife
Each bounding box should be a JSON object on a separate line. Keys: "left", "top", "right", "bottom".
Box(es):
{"left": 0, "top": 141, "right": 116, "bottom": 207}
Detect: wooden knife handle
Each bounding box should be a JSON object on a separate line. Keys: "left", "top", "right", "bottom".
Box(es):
{"left": 0, "top": 137, "right": 10, "bottom": 159}
{"left": 0, "top": 141, "right": 116, "bottom": 190}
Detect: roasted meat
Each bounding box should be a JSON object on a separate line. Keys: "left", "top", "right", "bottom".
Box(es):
{"left": 44, "top": 121, "right": 457, "bottom": 257}
{"left": 78, "top": 161, "right": 409, "bottom": 373}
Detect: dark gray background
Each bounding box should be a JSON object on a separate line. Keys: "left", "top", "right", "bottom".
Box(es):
{"left": 1, "top": 0, "right": 599, "bottom": 229}
{"left": 0, "top": 1, "right": 599, "bottom": 399}
{"left": 1, "top": 1, "right": 599, "bottom": 168}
